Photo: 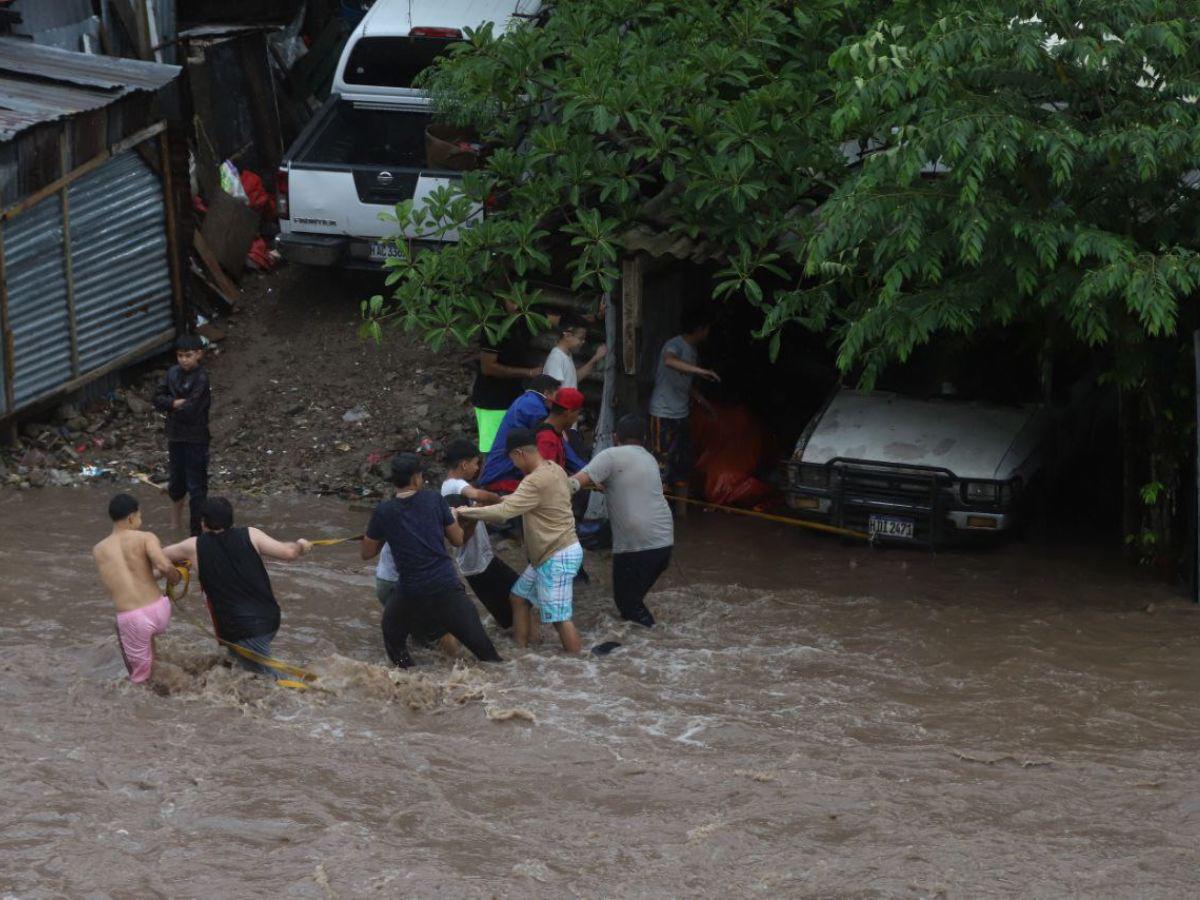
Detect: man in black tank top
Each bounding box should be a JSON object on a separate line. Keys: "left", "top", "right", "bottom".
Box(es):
{"left": 164, "top": 497, "right": 311, "bottom": 676}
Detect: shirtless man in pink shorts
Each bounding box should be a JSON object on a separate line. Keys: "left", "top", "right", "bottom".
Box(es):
{"left": 93, "top": 493, "right": 181, "bottom": 684}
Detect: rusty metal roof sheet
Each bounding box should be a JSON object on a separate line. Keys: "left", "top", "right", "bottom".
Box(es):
{"left": 619, "top": 223, "right": 722, "bottom": 262}
{"left": 0, "top": 38, "right": 180, "bottom": 141}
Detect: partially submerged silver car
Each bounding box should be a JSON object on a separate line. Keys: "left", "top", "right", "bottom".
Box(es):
{"left": 786, "top": 387, "right": 1049, "bottom": 544}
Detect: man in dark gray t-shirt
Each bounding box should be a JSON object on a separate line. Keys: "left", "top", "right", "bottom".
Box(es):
{"left": 647, "top": 315, "right": 719, "bottom": 510}
{"left": 571, "top": 415, "right": 675, "bottom": 626}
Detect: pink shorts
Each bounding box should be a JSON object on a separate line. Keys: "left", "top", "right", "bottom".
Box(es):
{"left": 116, "top": 596, "right": 172, "bottom": 683}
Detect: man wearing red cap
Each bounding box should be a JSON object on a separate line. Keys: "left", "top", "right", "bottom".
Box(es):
{"left": 536, "top": 387, "right": 585, "bottom": 470}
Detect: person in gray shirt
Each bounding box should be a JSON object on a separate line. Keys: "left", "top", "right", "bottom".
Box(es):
{"left": 570, "top": 415, "right": 675, "bottom": 626}
{"left": 647, "top": 313, "right": 719, "bottom": 512}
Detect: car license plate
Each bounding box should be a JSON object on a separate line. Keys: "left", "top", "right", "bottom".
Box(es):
{"left": 869, "top": 515, "right": 914, "bottom": 539}
{"left": 369, "top": 241, "right": 402, "bottom": 260}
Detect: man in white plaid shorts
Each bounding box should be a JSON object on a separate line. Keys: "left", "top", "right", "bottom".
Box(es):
{"left": 458, "top": 428, "right": 584, "bottom": 653}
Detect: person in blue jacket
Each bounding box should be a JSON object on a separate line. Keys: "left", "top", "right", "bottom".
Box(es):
{"left": 478, "top": 374, "right": 585, "bottom": 492}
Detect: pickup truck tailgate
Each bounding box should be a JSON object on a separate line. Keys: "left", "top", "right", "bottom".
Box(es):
{"left": 288, "top": 167, "right": 467, "bottom": 241}
{"left": 280, "top": 97, "right": 479, "bottom": 266}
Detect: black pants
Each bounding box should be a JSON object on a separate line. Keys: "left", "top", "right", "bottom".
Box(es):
{"left": 167, "top": 441, "right": 209, "bottom": 536}
{"left": 612, "top": 546, "right": 671, "bottom": 627}
{"left": 466, "top": 557, "right": 518, "bottom": 629}
{"left": 382, "top": 581, "right": 502, "bottom": 668}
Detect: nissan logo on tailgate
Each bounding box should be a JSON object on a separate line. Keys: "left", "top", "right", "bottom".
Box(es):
{"left": 376, "top": 171, "right": 394, "bottom": 186}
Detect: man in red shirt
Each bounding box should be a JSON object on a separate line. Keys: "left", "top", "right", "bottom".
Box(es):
{"left": 536, "top": 387, "right": 584, "bottom": 471}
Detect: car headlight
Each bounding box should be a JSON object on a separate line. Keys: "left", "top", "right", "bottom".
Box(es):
{"left": 964, "top": 481, "right": 999, "bottom": 503}
{"left": 795, "top": 463, "right": 828, "bottom": 489}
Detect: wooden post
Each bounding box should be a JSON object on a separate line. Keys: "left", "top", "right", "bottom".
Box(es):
{"left": 158, "top": 129, "right": 184, "bottom": 330}
{"left": 107, "top": 0, "right": 147, "bottom": 59}
{"left": 621, "top": 255, "right": 642, "bottom": 375}
{"left": 1194, "top": 330, "right": 1200, "bottom": 601}
{"left": 58, "top": 134, "right": 80, "bottom": 378}
{"left": 143, "top": 0, "right": 164, "bottom": 63}
{"left": 0, "top": 227, "right": 14, "bottom": 416}
{"left": 585, "top": 289, "right": 617, "bottom": 521}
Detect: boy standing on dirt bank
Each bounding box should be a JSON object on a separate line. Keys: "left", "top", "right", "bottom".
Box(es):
{"left": 93, "top": 493, "right": 181, "bottom": 684}
{"left": 153, "top": 335, "right": 212, "bottom": 536}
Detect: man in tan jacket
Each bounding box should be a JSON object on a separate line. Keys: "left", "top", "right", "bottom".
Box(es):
{"left": 458, "top": 428, "right": 583, "bottom": 653}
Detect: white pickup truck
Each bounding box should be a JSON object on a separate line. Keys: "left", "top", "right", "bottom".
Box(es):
{"left": 276, "top": 0, "right": 541, "bottom": 268}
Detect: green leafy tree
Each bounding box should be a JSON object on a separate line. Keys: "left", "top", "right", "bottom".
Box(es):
{"left": 801, "top": 1, "right": 1200, "bottom": 561}
{"left": 365, "top": 0, "right": 1200, "bottom": 562}
{"left": 363, "top": 0, "right": 876, "bottom": 347}
{"left": 801, "top": 1, "right": 1200, "bottom": 383}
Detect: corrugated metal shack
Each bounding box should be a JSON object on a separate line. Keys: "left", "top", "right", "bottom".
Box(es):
{"left": 0, "top": 38, "right": 182, "bottom": 424}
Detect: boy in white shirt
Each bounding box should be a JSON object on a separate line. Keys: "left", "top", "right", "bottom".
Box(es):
{"left": 543, "top": 318, "right": 607, "bottom": 391}
{"left": 440, "top": 438, "right": 518, "bottom": 628}
{"left": 375, "top": 543, "right": 398, "bottom": 606}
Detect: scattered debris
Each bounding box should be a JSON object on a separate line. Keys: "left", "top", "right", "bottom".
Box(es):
{"left": 1, "top": 265, "right": 480, "bottom": 499}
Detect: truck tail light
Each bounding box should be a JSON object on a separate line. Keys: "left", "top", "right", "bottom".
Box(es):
{"left": 409, "top": 26, "right": 462, "bottom": 39}
{"left": 276, "top": 167, "right": 289, "bottom": 219}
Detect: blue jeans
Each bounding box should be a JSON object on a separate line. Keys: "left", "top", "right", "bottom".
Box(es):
{"left": 228, "top": 630, "right": 278, "bottom": 679}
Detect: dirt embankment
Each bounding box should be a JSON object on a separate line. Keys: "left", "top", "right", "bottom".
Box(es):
{"left": 2, "top": 265, "right": 480, "bottom": 498}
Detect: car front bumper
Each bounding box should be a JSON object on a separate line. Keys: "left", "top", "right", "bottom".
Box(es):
{"left": 788, "top": 488, "right": 1013, "bottom": 536}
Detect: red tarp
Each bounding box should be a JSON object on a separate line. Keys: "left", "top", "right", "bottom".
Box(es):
{"left": 690, "top": 401, "right": 778, "bottom": 507}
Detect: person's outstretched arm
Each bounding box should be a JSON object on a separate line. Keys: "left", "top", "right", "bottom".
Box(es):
{"left": 362, "top": 505, "right": 388, "bottom": 560}
{"left": 459, "top": 476, "right": 542, "bottom": 523}
{"left": 462, "top": 485, "right": 502, "bottom": 505}
{"left": 248, "top": 527, "right": 311, "bottom": 562}
{"left": 162, "top": 536, "right": 198, "bottom": 568}
{"left": 146, "top": 533, "right": 182, "bottom": 586}
{"left": 665, "top": 351, "right": 720, "bottom": 382}
{"left": 690, "top": 386, "right": 716, "bottom": 416}
{"left": 576, "top": 343, "right": 608, "bottom": 382}
{"left": 481, "top": 348, "right": 538, "bottom": 381}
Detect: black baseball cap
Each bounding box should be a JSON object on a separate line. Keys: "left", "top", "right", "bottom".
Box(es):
{"left": 505, "top": 428, "right": 537, "bottom": 453}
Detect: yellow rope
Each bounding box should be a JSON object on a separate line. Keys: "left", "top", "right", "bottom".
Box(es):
{"left": 308, "top": 534, "right": 363, "bottom": 547}
{"left": 164, "top": 563, "right": 321, "bottom": 686}
{"left": 132, "top": 472, "right": 167, "bottom": 492}
{"left": 661, "top": 492, "right": 870, "bottom": 541}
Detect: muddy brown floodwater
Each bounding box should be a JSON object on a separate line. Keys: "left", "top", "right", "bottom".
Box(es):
{"left": 2, "top": 485, "right": 1199, "bottom": 898}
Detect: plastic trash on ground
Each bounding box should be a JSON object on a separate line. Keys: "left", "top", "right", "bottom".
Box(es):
{"left": 219, "top": 160, "right": 248, "bottom": 203}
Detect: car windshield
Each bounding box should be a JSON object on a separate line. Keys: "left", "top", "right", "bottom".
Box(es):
{"left": 342, "top": 36, "right": 456, "bottom": 87}
{"left": 871, "top": 338, "right": 1042, "bottom": 406}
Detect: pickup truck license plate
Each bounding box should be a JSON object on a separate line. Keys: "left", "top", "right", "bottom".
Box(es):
{"left": 369, "top": 241, "right": 402, "bottom": 260}
{"left": 869, "top": 515, "right": 914, "bottom": 539}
